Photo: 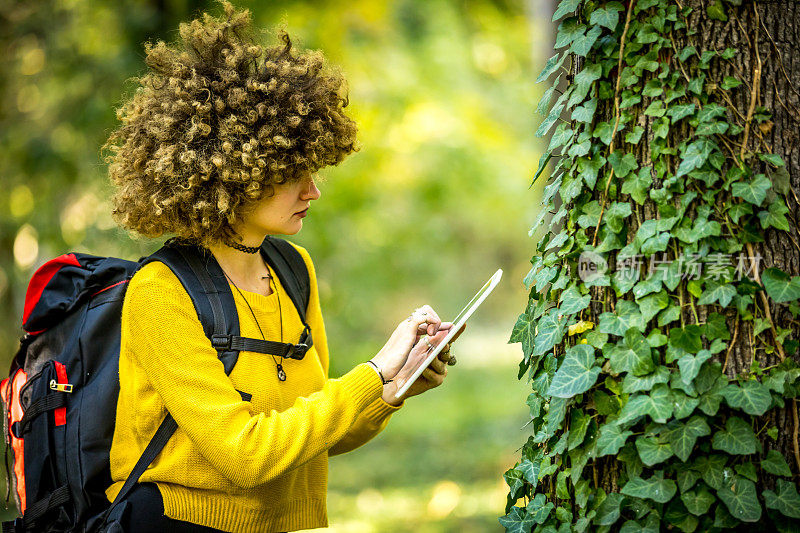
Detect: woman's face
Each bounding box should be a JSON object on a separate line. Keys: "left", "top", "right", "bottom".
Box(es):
{"left": 237, "top": 172, "right": 321, "bottom": 238}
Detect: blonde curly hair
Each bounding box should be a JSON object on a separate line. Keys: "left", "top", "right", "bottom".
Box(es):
{"left": 104, "top": 0, "right": 358, "bottom": 247}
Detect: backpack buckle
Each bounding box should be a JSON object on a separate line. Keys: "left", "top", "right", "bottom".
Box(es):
{"left": 211, "top": 334, "right": 232, "bottom": 350}
{"left": 49, "top": 380, "right": 73, "bottom": 393}
{"left": 286, "top": 343, "right": 308, "bottom": 360}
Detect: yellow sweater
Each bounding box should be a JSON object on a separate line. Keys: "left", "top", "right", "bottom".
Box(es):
{"left": 106, "top": 242, "right": 402, "bottom": 532}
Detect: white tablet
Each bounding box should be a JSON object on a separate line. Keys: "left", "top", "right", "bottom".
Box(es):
{"left": 394, "top": 268, "right": 503, "bottom": 399}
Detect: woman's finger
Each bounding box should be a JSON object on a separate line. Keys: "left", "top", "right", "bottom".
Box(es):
{"left": 421, "top": 366, "right": 446, "bottom": 386}
{"left": 416, "top": 304, "right": 443, "bottom": 336}
{"left": 427, "top": 355, "right": 446, "bottom": 374}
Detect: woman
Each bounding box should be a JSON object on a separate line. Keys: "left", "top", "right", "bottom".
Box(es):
{"left": 102, "top": 2, "right": 460, "bottom": 532}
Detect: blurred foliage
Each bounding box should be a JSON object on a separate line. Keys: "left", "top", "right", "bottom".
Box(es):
{"left": 0, "top": 0, "right": 546, "bottom": 375}
{"left": 0, "top": 0, "right": 550, "bottom": 528}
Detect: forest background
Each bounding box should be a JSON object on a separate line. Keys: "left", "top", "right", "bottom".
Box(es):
{"left": 0, "top": 0, "right": 551, "bottom": 530}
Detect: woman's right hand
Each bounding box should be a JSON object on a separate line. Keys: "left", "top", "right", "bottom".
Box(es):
{"left": 370, "top": 305, "right": 451, "bottom": 381}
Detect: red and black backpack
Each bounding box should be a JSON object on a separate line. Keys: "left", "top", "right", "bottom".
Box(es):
{"left": 1, "top": 236, "right": 313, "bottom": 532}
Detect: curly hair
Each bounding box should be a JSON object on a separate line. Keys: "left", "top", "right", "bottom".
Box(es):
{"left": 104, "top": 0, "right": 358, "bottom": 247}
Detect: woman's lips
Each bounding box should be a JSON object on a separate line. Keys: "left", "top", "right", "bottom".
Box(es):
{"left": 295, "top": 208, "right": 308, "bottom": 218}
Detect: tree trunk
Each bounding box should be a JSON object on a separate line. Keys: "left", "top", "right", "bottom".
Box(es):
{"left": 506, "top": 0, "right": 800, "bottom": 531}
{"left": 588, "top": 0, "right": 800, "bottom": 502}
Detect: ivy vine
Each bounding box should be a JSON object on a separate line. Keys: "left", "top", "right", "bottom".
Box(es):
{"left": 503, "top": 0, "right": 800, "bottom": 531}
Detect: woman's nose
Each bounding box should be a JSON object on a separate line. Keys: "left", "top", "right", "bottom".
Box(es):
{"left": 303, "top": 176, "right": 321, "bottom": 200}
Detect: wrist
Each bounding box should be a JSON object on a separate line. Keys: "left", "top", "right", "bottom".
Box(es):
{"left": 381, "top": 383, "right": 405, "bottom": 407}
{"left": 366, "top": 360, "right": 392, "bottom": 385}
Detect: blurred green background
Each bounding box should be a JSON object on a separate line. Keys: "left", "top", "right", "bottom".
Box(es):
{"left": 0, "top": 0, "right": 549, "bottom": 529}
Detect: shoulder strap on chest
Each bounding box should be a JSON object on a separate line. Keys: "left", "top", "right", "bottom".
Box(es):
{"left": 260, "top": 236, "right": 310, "bottom": 321}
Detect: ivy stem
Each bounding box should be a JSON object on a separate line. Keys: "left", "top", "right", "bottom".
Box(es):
{"left": 793, "top": 399, "right": 800, "bottom": 476}
{"left": 744, "top": 241, "right": 786, "bottom": 361}
{"left": 739, "top": 4, "right": 762, "bottom": 166}
{"left": 689, "top": 294, "right": 700, "bottom": 325}
{"left": 722, "top": 316, "right": 739, "bottom": 376}
{"left": 591, "top": 0, "right": 634, "bottom": 248}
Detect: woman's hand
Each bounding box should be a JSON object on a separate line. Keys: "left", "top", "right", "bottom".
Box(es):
{"left": 370, "top": 305, "right": 447, "bottom": 381}
{"left": 383, "top": 323, "right": 466, "bottom": 405}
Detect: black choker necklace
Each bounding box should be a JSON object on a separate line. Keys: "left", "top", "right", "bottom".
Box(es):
{"left": 224, "top": 240, "right": 261, "bottom": 254}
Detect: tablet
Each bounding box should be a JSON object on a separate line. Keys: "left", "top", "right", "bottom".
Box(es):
{"left": 394, "top": 268, "right": 503, "bottom": 399}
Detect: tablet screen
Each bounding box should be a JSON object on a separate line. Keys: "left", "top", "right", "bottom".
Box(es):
{"left": 394, "top": 268, "right": 503, "bottom": 398}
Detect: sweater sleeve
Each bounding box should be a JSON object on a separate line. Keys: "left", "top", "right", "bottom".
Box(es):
{"left": 289, "top": 244, "right": 402, "bottom": 457}
{"left": 122, "top": 261, "right": 384, "bottom": 490}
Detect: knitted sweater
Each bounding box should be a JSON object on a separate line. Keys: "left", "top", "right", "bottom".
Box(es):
{"left": 105, "top": 242, "right": 402, "bottom": 532}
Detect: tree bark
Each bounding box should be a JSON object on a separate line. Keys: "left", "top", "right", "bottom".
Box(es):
{"left": 584, "top": 0, "right": 800, "bottom": 498}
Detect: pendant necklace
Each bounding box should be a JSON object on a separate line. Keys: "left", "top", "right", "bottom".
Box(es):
{"left": 224, "top": 268, "right": 287, "bottom": 382}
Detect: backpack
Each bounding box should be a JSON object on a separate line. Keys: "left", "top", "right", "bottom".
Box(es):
{"left": 0, "top": 236, "right": 314, "bottom": 532}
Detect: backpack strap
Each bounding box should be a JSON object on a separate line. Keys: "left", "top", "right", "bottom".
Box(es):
{"left": 260, "top": 236, "right": 313, "bottom": 353}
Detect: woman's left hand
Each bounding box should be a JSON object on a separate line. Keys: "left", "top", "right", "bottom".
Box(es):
{"left": 382, "top": 324, "right": 466, "bottom": 406}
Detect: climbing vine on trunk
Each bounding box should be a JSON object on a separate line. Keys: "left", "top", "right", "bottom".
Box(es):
{"left": 503, "top": 0, "right": 800, "bottom": 531}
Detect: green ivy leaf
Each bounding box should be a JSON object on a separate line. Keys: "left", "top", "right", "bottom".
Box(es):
{"left": 608, "top": 150, "right": 639, "bottom": 178}
{"left": 558, "top": 286, "right": 591, "bottom": 315}
{"left": 669, "top": 325, "right": 703, "bottom": 353}
{"left": 720, "top": 76, "right": 742, "bottom": 90}
{"left": 677, "top": 350, "right": 712, "bottom": 385}
{"left": 555, "top": 18, "right": 585, "bottom": 49}
{"left": 637, "top": 290, "right": 669, "bottom": 322}
{"left": 636, "top": 435, "right": 674, "bottom": 466}
{"left": 761, "top": 450, "right": 792, "bottom": 477}
{"left": 537, "top": 53, "right": 568, "bottom": 83}
{"left": 665, "top": 415, "right": 711, "bottom": 462}
{"left": 762, "top": 268, "right": 800, "bottom": 303}
{"left": 621, "top": 472, "right": 677, "bottom": 504}
{"left": 640, "top": 232, "right": 670, "bottom": 255}
{"left": 712, "top": 416, "right": 758, "bottom": 455}
{"left": 617, "top": 383, "right": 674, "bottom": 425}
{"left": 696, "top": 280, "right": 736, "bottom": 307}
{"left": 594, "top": 492, "right": 624, "bottom": 526}
{"left": 552, "top": 0, "right": 582, "bottom": 21}
{"left": 677, "top": 468, "right": 700, "bottom": 493}
{"left": 676, "top": 138, "right": 716, "bottom": 177}
{"left": 509, "top": 312, "right": 535, "bottom": 361}
{"left": 499, "top": 506, "right": 537, "bottom": 533}
{"left": 533, "top": 313, "right": 566, "bottom": 357}
{"left": 597, "top": 423, "right": 634, "bottom": 457}
{"left": 721, "top": 381, "right": 772, "bottom": 416}
{"left": 572, "top": 99, "right": 598, "bottom": 122}
{"left": 622, "top": 167, "right": 652, "bottom": 204}
{"left": 599, "top": 300, "right": 646, "bottom": 336}
{"left": 578, "top": 153, "right": 606, "bottom": 188}
{"left": 707, "top": 0, "right": 728, "bottom": 21}
{"left": 538, "top": 74, "right": 563, "bottom": 115}
{"left": 622, "top": 366, "right": 670, "bottom": 394}
{"left": 605, "top": 202, "right": 633, "bottom": 233}
{"left": 569, "top": 63, "right": 603, "bottom": 107}
{"left": 548, "top": 344, "right": 601, "bottom": 398}
{"left": 668, "top": 103, "right": 696, "bottom": 124}
{"left": 731, "top": 174, "right": 771, "bottom": 206}
{"left": 694, "top": 454, "right": 728, "bottom": 490}
{"left": 609, "top": 329, "right": 655, "bottom": 376}
{"left": 758, "top": 198, "right": 792, "bottom": 231}
{"left": 517, "top": 457, "right": 540, "bottom": 486}
{"left": 568, "top": 409, "right": 591, "bottom": 451}
{"left": 763, "top": 479, "right": 800, "bottom": 519}
{"left": 717, "top": 476, "right": 762, "bottom": 522}
{"left": 571, "top": 25, "right": 602, "bottom": 57}
{"left": 680, "top": 486, "right": 715, "bottom": 516}
{"left": 578, "top": 200, "right": 602, "bottom": 229}
{"left": 525, "top": 493, "right": 555, "bottom": 524}
{"left": 589, "top": 2, "right": 624, "bottom": 30}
